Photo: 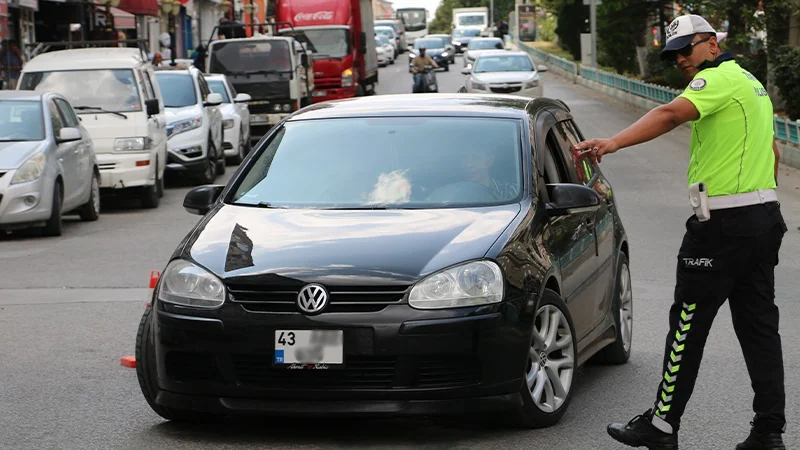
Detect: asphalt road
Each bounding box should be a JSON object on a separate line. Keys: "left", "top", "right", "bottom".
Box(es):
{"left": 3, "top": 52, "right": 800, "bottom": 449}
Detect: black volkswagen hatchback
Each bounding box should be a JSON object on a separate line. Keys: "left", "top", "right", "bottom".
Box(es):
{"left": 135, "top": 93, "right": 634, "bottom": 428}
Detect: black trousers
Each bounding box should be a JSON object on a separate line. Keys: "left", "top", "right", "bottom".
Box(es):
{"left": 652, "top": 201, "right": 787, "bottom": 433}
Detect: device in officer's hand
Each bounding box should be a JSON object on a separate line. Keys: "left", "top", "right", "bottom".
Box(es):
{"left": 688, "top": 182, "right": 710, "bottom": 222}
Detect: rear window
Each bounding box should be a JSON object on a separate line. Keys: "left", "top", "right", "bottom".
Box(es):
{"left": 154, "top": 73, "right": 197, "bottom": 108}
{"left": 230, "top": 116, "right": 524, "bottom": 209}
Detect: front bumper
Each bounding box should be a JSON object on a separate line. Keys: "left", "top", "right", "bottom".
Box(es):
{"left": 96, "top": 152, "right": 156, "bottom": 190}
{"left": 0, "top": 169, "right": 55, "bottom": 227}
{"left": 223, "top": 124, "right": 240, "bottom": 157}
{"left": 151, "top": 297, "right": 531, "bottom": 416}
{"left": 469, "top": 85, "right": 543, "bottom": 97}
{"left": 165, "top": 127, "right": 208, "bottom": 172}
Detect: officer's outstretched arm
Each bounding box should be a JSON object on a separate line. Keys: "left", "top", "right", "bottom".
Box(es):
{"left": 574, "top": 98, "right": 699, "bottom": 162}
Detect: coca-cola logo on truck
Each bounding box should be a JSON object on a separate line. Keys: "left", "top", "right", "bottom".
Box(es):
{"left": 295, "top": 11, "right": 335, "bottom": 21}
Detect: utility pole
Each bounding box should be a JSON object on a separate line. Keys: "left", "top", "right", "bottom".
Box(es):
{"left": 490, "top": 0, "right": 494, "bottom": 36}
{"left": 583, "top": 0, "right": 600, "bottom": 67}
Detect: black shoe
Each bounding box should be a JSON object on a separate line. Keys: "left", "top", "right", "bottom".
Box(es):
{"left": 736, "top": 426, "right": 785, "bottom": 450}
{"left": 607, "top": 409, "right": 679, "bottom": 450}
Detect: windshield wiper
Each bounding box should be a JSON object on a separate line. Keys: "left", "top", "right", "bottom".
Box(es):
{"left": 73, "top": 106, "right": 128, "bottom": 119}
{"left": 256, "top": 202, "right": 287, "bottom": 209}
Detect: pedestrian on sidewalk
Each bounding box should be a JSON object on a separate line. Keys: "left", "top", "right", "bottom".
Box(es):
{"left": 574, "top": 14, "right": 787, "bottom": 450}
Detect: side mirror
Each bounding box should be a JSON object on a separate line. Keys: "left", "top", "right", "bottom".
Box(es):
{"left": 205, "top": 92, "right": 223, "bottom": 106}
{"left": 57, "top": 127, "right": 82, "bottom": 143}
{"left": 234, "top": 93, "right": 251, "bottom": 103}
{"left": 184, "top": 184, "right": 225, "bottom": 215}
{"left": 461, "top": 66, "right": 471, "bottom": 75}
{"left": 145, "top": 98, "right": 160, "bottom": 116}
{"left": 537, "top": 64, "right": 549, "bottom": 72}
{"left": 545, "top": 183, "right": 600, "bottom": 217}
{"left": 301, "top": 52, "right": 309, "bottom": 68}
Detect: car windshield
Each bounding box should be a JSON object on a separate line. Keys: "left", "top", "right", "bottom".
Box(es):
{"left": 375, "top": 27, "right": 395, "bottom": 38}
{"left": 474, "top": 55, "right": 534, "bottom": 73}
{"left": 209, "top": 40, "right": 292, "bottom": 74}
{"left": 414, "top": 38, "right": 444, "bottom": 50}
{"left": 454, "top": 28, "right": 480, "bottom": 37}
{"left": 288, "top": 29, "right": 350, "bottom": 59}
{"left": 19, "top": 69, "right": 141, "bottom": 113}
{"left": 457, "top": 14, "right": 486, "bottom": 27}
{"left": 154, "top": 73, "right": 197, "bottom": 108}
{"left": 0, "top": 100, "right": 44, "bottom": 141}
{"left": 230, "top": 117, "right": 523, "bottom": 209}
{"left": 469, "top": 39, "right": 503, "bottom": 50}
{"left": 207, "top": 79, "right": 231, "bottom": 103}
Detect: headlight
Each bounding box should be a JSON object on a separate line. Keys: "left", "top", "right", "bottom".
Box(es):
{"left": 272, "top": 103, "right": 293, "bottom": 113}
{"left": 167, "top": 116, "right": 202, "bottom": 138}
{"left": 472, "top": 81, "right": 487, "bottom": 90}
{"left": 442, "top": 51, "right": 449, "bottom": 57}
{"left": 157, "top": 259, "right": 226, "bottom": 309}
{"left": 342, "top": 68, "right": 353, "bottom": 87}
{"left": 11, "top": 152, "right": 45, "bottom": 185}
{"left": 453, "top": 41, "right": 462, "bottom": 46}
{"left": 223, "top": 119, "right": 234, "bottom": 129}
{"left": 114, "top": 137, "right": 153, "bottom": 151}
{"left": 409, "top": 260, "right": 503, "bottom": 310}
{"left": 523, "top": 79, "right": 539, "bottom": 89}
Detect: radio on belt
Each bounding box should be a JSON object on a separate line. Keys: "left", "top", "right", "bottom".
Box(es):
{"left": 688, "top": 182, "right": 710, "bottom": 222}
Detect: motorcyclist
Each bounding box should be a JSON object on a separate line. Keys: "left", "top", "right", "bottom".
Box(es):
{"left": 411, "top": 47, "right": 439, "bottom": 92}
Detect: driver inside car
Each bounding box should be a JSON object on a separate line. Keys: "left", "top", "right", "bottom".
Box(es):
{"left": 461, "top": 144, "right": 519, "bottom": 201}
{"left": 410, "top": 47, "right": 438, "bottom": 92}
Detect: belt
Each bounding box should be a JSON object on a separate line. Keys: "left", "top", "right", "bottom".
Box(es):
{"left": 708, "top": 189, "right": 777, "bottom": 210}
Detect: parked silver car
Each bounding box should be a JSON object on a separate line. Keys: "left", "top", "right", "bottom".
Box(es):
{"left": 0, "top": 91, "right": 99, "bottom": 236}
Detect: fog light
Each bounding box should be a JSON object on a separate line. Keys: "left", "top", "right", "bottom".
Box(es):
{"left": 23, "top": 195, "right": 36, "bottom": 206}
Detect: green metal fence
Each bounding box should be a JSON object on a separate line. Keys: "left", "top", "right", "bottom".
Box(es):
{"left": 517, "top": 40, "right": 800, "bottom": 146}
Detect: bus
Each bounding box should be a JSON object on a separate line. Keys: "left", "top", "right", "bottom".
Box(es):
{"left": 396, "top": 7, "right": 427, "bottom": 48}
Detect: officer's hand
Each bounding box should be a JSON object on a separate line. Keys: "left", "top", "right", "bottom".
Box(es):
{"left": 574, "top": 138, "right": 620, "bottom": 163}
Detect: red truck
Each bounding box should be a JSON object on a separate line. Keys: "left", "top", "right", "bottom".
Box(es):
{"left": 276, "top": 0, "right": 379, "bottom": 101}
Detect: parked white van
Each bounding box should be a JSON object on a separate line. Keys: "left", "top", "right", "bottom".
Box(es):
{"left": 17, "top": 48, "right": 168, "bottom": 208}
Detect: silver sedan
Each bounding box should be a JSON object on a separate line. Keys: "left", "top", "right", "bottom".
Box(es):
{"left": 0, "top": 91, "right": 100, "bottom": 236}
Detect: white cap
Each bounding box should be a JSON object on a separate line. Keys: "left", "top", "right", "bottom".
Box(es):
{"left": 661, "top": 14, "right": 716, "bottom": 60}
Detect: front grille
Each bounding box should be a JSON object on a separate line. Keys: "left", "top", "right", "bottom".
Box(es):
{"left": 98, "top": 163, "right": 116, "bottom": 171}
{"left": 248, "top": 101, "right": 292, "bottom": 115}
{"left": 490, "top": 85, "right": 522, "bottom": 94}
{"left": 227, "top": 284, "right": 409, "bottom": 313}
{"left": 315, "top": 77, "right": 341, "bottom": 89}
{"left": 232, "top": 355, "right": 397, "bottom": 389}
{"left": 222, "top": 142, "right": 233, "bottom": 150}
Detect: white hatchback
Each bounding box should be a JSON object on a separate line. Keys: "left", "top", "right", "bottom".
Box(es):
{"left": 460, "top": 51, "right": 547, "bottom": 98}
{"left": 204, "top": 73, "right": 252, "bottom": 165}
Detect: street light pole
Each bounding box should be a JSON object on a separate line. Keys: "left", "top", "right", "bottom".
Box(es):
{"left": 583, "top": 0, "right": 600, "bottom": 67}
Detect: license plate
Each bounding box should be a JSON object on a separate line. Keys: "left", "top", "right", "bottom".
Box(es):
{"left": 251, "top": 114, "right": 269, "bottom": 124}
{"left": 274, "top": 330, "right": 343, "bottom": 367}
{"left": 313, "top": 91, "right": 327, "bottom": 97}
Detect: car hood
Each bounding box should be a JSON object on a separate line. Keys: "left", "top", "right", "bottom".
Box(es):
{"left": 165, "top": 105, "right": 202, "bottom": 124}
{"left": 76, "top": 111, "right": 148, "bottom": 141}
{"left": 187, "top": 204, "right": 522, "bottom": 284}
{"left": 0, "top": 140, "right": 47, "bottom": 170}
{"left": 473, "top": 71, "right": 538, "bottom": 84}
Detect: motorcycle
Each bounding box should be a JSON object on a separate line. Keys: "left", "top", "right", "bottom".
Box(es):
{"left": 412, "top": 65, "right": 438, "bottom": 93}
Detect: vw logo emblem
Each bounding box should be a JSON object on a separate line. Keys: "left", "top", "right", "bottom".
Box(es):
{"left": 297, "top": 284, "right": 329, "bottom": 314}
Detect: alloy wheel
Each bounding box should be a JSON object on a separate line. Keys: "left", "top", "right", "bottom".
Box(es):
{"left": 91, "top": 176, "right": 100, "bottom": 215}
{"left": 526, "top": 304, "right": 575, "bottom": 413}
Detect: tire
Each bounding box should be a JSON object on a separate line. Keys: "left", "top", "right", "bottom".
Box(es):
{"left": 42, "top": 182, "right": 63, "bottom": 237}
{"left": 444, "top": 64, "right": 450, "bottom": 72}
{"left": 140, "top": 161, "right": 160, "bottom": 209}
{"left": 135, "top": 306, "right": 224, "bottom": 422}
{"left": 197, "top": 137, "right": 217, "bottom": 184}
{"left": 78, "top": 172, "right": 100, "bottom": 221}
{"left": 511, "top": 289, "right": 578, "bottom": 428}
{"left": 592, "top": 252, "right": 633, "bottom": 364}
{"left": 356, "top": 84, "right": 365, "bottom": 97}
{"left": 229, "top": 127, "right": 246, "bottom": 165}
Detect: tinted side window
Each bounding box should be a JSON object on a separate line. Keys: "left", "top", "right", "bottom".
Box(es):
{"left": 542, "top": 129, "right": 569, "bottom": 185}
{"left": 555, "top": 120, "right": 595, "bottom": 185}
{"left": 54, "top": 99, "right": 79, "bottom": 127}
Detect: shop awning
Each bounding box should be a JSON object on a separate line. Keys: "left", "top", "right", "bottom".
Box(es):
{"left": 95, "top": 5, "right": 136, "bottom": 28}
{"left": 116, "top": 0, "right": 158, "bottom": 17}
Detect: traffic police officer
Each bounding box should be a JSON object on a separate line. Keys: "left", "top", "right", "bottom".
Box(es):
{"left": 574, "top": 14, "right": 787, "bottom": 450}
